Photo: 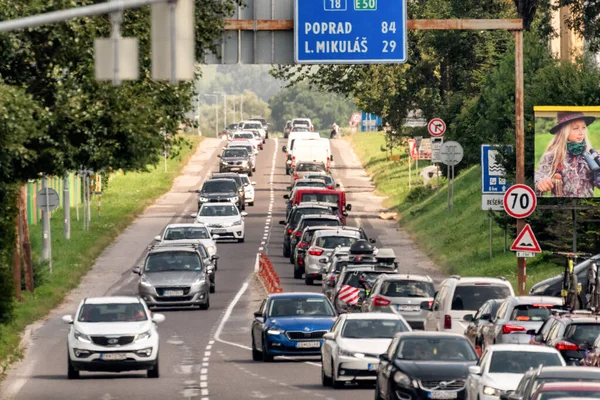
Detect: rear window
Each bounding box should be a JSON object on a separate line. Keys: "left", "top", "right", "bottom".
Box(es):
{"left": 565, "top": 323, "right": 600, "bottom": 344}
{"left": 343, "top": 270, "right": 381, "bottom": 288}
{"left": 316, "top": 236, "right": 359, "bottom": 249}
{"left": 301, "top": 219, "right": 341, "bottom": 229}
{"left": 451, "top": 284, "right": 512, "bottom": 311}
{"left": 510, "top": 304, "right": 557, "bottom": 321}
{"left": 382, "top": 280, "right": 435, "bottom": 298}
{"left": 291, "top": 208, "right": 333, "bottom": 225}
{"left": 296, "top": 181, "right": 328, "bottom": 188}
{"left": 297, "top": 163, "right": 326, "bottom": 172}
{"left": 301, "top": 193, "right": 340, "bottom": 204}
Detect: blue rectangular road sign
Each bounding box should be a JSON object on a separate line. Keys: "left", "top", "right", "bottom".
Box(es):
{"left": 481, "top": 145, "right": 511, "bottom": 193}
{"left": 294, "top": 0, "right": 408, "bottom": 64}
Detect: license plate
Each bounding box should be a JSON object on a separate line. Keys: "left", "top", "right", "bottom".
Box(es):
{"left": 212, "top": 229, "right": 227, "bottom": 234}
{"left": 100, "top": 353, "right": 127, "bottom": 361}
{"left": 296, "top": 341, "right": 321, "bottom": 348}
{"left": 163, "top": 290, "right": 184, "bottom": 296}
{"left": 429, "top": 391, "right": 457, "bottom": 399}
{"left": 398, "top": 305, "right": 419, "bottom": 311}
{"left": 368, "top": 363, "right": 378, "bottom": 371}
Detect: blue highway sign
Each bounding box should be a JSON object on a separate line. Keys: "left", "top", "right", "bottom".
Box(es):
{"left": 294, "top": 0, "right": 408, "bottom": 64}
{"left": 481, "top": 145, "right": 511, "bottom": 194}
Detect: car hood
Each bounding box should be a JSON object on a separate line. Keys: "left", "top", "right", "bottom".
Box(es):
{"left": 337, "top": 338, "right": 392, "bottom": 356}
{"left": 485, "top": 373, "right": 524, "bottom": 391}
{"left": 144, "top": 270, "right": 203, "bottom": 286}
{"left": 200, "top": 192, "right": 237, "bottom": 198}
{"left": 196, "top": 216, "right": 240, "bottom": 225}
{"left": 395, "top": 360, "right": 476, "bottom": 380}
{"left": 267, "top": 316, "right": 336, "bottom": 331}
{"left": 75, "top": 321, "right": 151, "bottom": 336}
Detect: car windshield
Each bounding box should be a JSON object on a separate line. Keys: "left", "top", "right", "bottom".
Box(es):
{"left": 396, "top": 337, "right": 477, "bottom": 361}
{"left": 145, "top": 251, "right": 202, "bottom": 272}
{"left": 78, "top": 303, "right": 148, "bottom": 323}
{"left": 297, "top": 163, "right": 326, "bottom": 172}
{"left": 235, "top": 133, "right": 254, "bottom": 139}
{"left": 489, "top": 351, "right": 563, "bottom": 373}
{"left": 202, "top": 180, "right": 236, "bottom": 193}
{"left": 212, "top": 175, "right": 241, "bottom": 187}
{"left": 243, "top": 123, "right": 262, "bottom": 129}
{"left": 343, "top": 271, "right": 382, "bottom": 288}
{"left": 292, "top": 127, "right": 309, "bottom": 131}
{"left": 296, "top": 181, "right": 327, "bottom": 188}
{"left": 564, "top": 324, "right": 600, "bottom": 344}
{"left": 301, "top": 193, "right": 339, "bottom": 204}
{"left": 451, "top": 285, "right": 512, "bottom": 311}
{"left": 268, "top": 297, "right": 335, "bottom": 317}
{"left": 164, "top": 227, "right": 211, "bottom": 240}
{"left": 293, "top": 120, "right": 310, "bottom": 126}
{"left": 342, "top": 319, "right": 409, "bottom": 339}
{"left": 240, "top": 176, "right": 250, "bottom": 185}
{"left": 199, "top": 205, "right": 239, "bottom": 217}
{"left": 300, "top": 219, "right": 341, "bottom": 230}
{"left": 316, "top": 236, "right": 359, "bottom": 249}
{"left": 382, "top": 280, "right": 435, "bottom": 298}
{"left": 537, "top": 390, "right": 600, "bottom": 399}
{"left": 510, "top": 304, "right": 557, "bottom": 321}
{"left": 223, "top": 148, "right": 248, "bottom": 158}
{"left": 291, "top": 208, "right": 333, "bottom": 225}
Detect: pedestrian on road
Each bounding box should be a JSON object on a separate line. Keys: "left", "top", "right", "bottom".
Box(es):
{"left": 535, "top": 111, "right": 599, "bottom": 197}
{"left": 330, "top": 122, "right": 339, "bottom": 139}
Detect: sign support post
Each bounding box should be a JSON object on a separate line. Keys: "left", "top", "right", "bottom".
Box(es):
{"left": 514, "top": 29, "right": 526, "bottom": 295}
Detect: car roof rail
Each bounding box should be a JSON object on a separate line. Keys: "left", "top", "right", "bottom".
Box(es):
{"left": 449, "top": 275, "right": 461, "bottom": 280}
{"left": 496, "top": 276, "right": 507, "bottom": 281}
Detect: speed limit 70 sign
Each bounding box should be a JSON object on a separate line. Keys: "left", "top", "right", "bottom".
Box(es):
{"left": 503, "top": 184, "right": 536, "bottom": 219}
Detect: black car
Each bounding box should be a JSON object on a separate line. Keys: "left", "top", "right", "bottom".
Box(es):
{"left": 280, "top": 203, "right": 337, "bottom": 258}
{"left": 218, "top": 148, "right": 253, "bottom": 175}
{"left": 288, "top": 215, "right": 342, "bottom": 264}
{"left": 463, "top": 299, "right": 504, "bottom": 354}
{"left": 211, "top": 173, "right": 246, "bottom": 209}
{"left": 530, "top": 313, "right": 600, "bottom": 365}
{"left": 375, "top": 332, "right": 478, "bottom": 400}
{"left": 197, "top": 179, "right": 243, "bottom": 211}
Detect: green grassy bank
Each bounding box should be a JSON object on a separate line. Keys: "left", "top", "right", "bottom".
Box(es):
{"left": 0, "top": 135, "right": 203, "bottom": 372}
{"left": 347, "top": 131, "right": 558, "bottom": 290}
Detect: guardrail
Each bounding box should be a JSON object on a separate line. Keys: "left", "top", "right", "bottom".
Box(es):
{"left": 257, "top": 253, "right": 283, "bottom": 294}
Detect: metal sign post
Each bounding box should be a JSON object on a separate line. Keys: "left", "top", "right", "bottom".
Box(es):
{"left": 37, "top": 179, "right": 59, "bottom": 273}
{"left": 440, "top": 141, "right": 463, "bottom": 211}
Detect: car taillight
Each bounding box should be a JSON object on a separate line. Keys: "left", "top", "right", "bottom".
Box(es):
{"left": 373, "top": 296, "right": 391, "bottom": 307}
{"left": 292, "top": 156, "right": 296, "bottom": 160}
{"left": 295, "top": 231, "right": 302, "bottom": 237}
{"left": 299, "top": 242, "right": 310, "bottom": 249}
{"left": 444, "top": 315, "right": 452, "bottom": 330}
{"left": 287, "top": 229, "right": 293, "bottom": 234}
{"left": 328, "top": 276, "right": 336, "bottom": 281}
{"left": 328, "top": 185, "right": 333, "bottom": 189}
{"left": 502, "top": 324, "right": 526, "bottom": 334}
{"left": 427, "top": 300, "right": 434, "bottom": 308}
{"left": 294, "top": 174, "right": 299, "bottom": 180}
{"left": 308, "top": 248, "right": 324, "bottom": 256}
{"left": 298, "top": 257, "right": 304, "bottom": 265}
{"left": 555, "top": 341, "right": 579, "bottom": 351}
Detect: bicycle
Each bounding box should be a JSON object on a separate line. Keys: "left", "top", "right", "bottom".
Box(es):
{"left": 552, "top": 252, "right": 590, "bottom": 311}
{"left": 586, "top": 259, "right": 600, "bottom": 309}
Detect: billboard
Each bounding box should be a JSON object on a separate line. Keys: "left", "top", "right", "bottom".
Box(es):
{"left": 534, "top": 106, "right": 600, "bottom": 198}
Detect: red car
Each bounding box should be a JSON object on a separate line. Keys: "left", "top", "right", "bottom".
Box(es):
{"left": 286, "top": 188, "right": 351, "bottom": 225}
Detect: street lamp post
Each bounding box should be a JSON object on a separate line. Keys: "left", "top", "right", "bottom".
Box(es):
{"left": 204, "top": 94, "right": 218, "bottom": 137}
{"left": 213, "top": 91, "right": 226, "bottom": 130}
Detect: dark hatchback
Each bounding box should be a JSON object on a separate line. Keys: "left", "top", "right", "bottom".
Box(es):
{"left": 280, "top": 203, "right": 337, "bottom": 258}
{"left": 375, "top": 332, "right": 478, "bottom": 400}
{"left": 211, "top": 172, "right": 246, "bottom": 208}
{"left": 196, "top": 179, "right": 243, "bottom": 211}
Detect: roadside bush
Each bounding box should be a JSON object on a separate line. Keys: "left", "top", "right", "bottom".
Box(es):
{"left": 406, "top": 185, "right": 434, "bottom": 203}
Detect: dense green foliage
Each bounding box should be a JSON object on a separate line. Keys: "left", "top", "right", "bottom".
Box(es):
{"left": 268, "top": 82, "right": 357, "bottom": 131}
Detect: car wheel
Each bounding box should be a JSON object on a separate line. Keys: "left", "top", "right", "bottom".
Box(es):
{"left": 210, "top": 280, "right": 215, "bottom": 293}
{"left": 283, "top": 245, "right": 290, "bottom": 258}
{"left": 321, "top": 363, "right": 332, "bottom": 387}
{"left": 305, "top": 277, "right": 314, "bottom": 286}
{"left": 252, "top": 336, "right": 262, "bottom": 361}
{"left": 331, "top": 360, "right": 344, "bottom": 389}
{"left": 289, "top": 254, "right": 295, "bottom": 264}
{"left": 249, "top": 170, "right": 253, "bottom": 177}
{"left": 293, "top": 267, "right": 303, "bottom": 279}
{"left": 147, "top": 357, "right": 159, "bottom": 378}
{"left": 374, "top": 381, "right": 384, "bottom": 400}
{"left": 238, "top": 237, "right": 245, "bottom": 243}
{"left": 199, "top": 295, "right": 210, "bottom": 310}
{"left": 67, "top": 355, "right": 80, "bottom": 379}
{"left": 249, "top": 202, "right": 254, "bottom": 206}
{"left": 285, "top": 168, "right": 290, "bottom": 175}
{"left": 262, "top": 336, "right": 274, "bottom": 362}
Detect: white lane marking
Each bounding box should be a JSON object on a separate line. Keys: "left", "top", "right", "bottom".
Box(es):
{"left": 214, "top": 280, "right": 253, "bottom": 350}
{"left": 201, "top": 389, "right": 209, "bottom": 396}
{"left": 200, "top": 382, "right": 208, "bottom": 388}
{"left": 209, "top": 340, "right": 215, "bottom": 345}
{"left": 204, "top": 351, "right": 211, "bottom": 357}
{"left": 254, "top": 253, "right": 260, "bottom": 272}
{"left": 201, "top": 368, "right": 208, "bottom": 374}
{"left": 258, "top": 247, "right": 264, "bottom": 251}
{"left": 202, "top": 357, "right": 209, "bottom": 362}
{"left": 202, "top": 362, "right": 209, "bottom": 367}
{"left": 201, "top": 375, "right": 208, "bottom": 381}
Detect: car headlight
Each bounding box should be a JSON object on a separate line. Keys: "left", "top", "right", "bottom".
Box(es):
{"left": 206, "top": 245, "right": 216, "bottom": 255}
{"left": 393, "top": 371, "right": 411, "bottom": 387}
{"left": 221, "top": 160, "right": 228, "bottom": 165}
{"left": 233, "top": 219, "right": 242, "bottom": 226}
{"left": 483, "top": 386, "right": 501, "bottom": 396}
{"left": 230, "top": 196, "right": 239, "bottom": 202}
{"left": 241, "top": 160, "right": 248, "bottom": 165}
{"left": 135, "top": 331, "right": 151, "bottom": 342}
{"left": 74, "top": 330, "right": 92, "bottom": 343}
{"left": 192, "top": 276, "right": 206, "bottom": 286}
{"left": 140, "top": 275, "right": 152, "bottom": 287}
{"left": 199, "top": 197, "right": 209, "bottom": 202}
{"left": 338, "top": 348, "right": 363, "bottom": 358}
{"left": 267, "top": 329, "right": 283, "bottom": 335}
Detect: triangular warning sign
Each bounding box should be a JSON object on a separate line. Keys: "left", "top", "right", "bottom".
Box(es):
{"left": 510, "top": 224, "right": 541, "bottom": 253}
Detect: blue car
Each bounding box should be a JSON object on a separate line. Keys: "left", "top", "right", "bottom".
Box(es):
{"left": 251, "top": 292, "right": 337, "bottom": 362}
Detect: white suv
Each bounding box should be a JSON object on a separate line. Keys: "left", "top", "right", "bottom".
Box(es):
{"left": 194, "top": 202, "right": 247, "bottom": 243}
{"left": 62, "top": 296, "right": 165, "bottom": 379}
{"left": 423, "top": 276, "right": 514, "bottom": 334}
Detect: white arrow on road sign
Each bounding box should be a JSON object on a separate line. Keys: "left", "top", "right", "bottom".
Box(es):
{"left": 503, "top": 184, "right": 536, "bottom": 219}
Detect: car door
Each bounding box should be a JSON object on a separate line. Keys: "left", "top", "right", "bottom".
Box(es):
{"left": 378, "top": 335, "right": 401, "bottom": 400}
{"left": 252, "top": 299, "right": 267, "bottom": 349}
{"left": 468, "top": 349, "right": 489, "bottom": 399}
{"left": 466, "top": 303, "right": 489, "bottom": 345}
{"left": 323, "top": 317, "right": 343, "bottom": 375}
{"left": 426, "top": 284, "right": 446, "bottom": 331}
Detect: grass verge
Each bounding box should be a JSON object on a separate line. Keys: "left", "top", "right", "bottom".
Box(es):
{"left": 0, "top": 135, "right": 203, "bottom": 373}
{"left": 347, "top": 131, "right": 558, "bottom": 291}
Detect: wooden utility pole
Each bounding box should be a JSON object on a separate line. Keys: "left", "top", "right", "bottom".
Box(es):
{"left": 20, "top": 185, "right": 34, "bottom": 292}
{"left": 514, "top": 30, "right": 526, "bottom": 294}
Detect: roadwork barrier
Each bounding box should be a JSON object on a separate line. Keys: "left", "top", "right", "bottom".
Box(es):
{"left": 256, "top": 253, "right": 283, "bottom": 294}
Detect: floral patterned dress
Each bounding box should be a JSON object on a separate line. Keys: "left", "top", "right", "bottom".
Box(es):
{"left": 535, "top": 151, "right": 600, "bottom": 197}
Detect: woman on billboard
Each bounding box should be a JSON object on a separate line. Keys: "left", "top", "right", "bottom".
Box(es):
{"left": 535, "top": 112, "right": 598, "bottom": 197}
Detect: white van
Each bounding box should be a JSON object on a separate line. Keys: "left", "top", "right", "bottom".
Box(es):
{"left": 283, "top": 132, "right": 321, "bottom": 174}
{"left": 291, "top": 138, "right": 332, "bottom": 171}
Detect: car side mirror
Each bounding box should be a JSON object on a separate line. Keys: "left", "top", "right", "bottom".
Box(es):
{"left": 283, "top": 194, "right": 290, "bottom": 199}
{"left": 346, "top": 204, "right": 352, "bottom": 211}
{"left": 323, "top": 332, "right": 335, "bottom": 340}
{"left": 152, "top": 313, "right": 166, "bottom": 324}
{"left": 330, "top": 155, "right": 334, "bottom": 161}
{"left": 279, "top": 221, "right": 286, "bottom": 225}
{"left": 379, "top": 353, "right": 389, "bottom": 361}
{"left": 500, "top": 391, "right": 515, "bottom": 400}
{"left": 252, "top": 181, "right": 256, "bottom": 185}
{"left": 154, "top": 235, "right": 161, "bottom": 241}
{"left": 336, "top": 183, "right": 340, "bottom": 188}
{"left": 132, "top": 267, "right": 142, "bottom": 275}
{"left": 282, "top": 146, "right": 287, "bottom": 153}
{"left": 253, "top": 311, "right": 263, "bottom": 319}
{"left": 286, "top": 186, "right": 292, "bottom": 190}
{"left": 468, "top": 366, "right": 482, "bottom": 375}
{"left": 463, "top": 314, "right": 474, "bottom": 322}
{"left": 62, "top": 315, "right": 74, "bottom": 324}
{"left": 217, "top": 154, "right": 221, "bottom": 158}
{"left": 211, "top": 255, "right": 219, "bottom": 260}
{"left": 420, "top": 300, "right": 432, "bottom": 311}
{"left": 369, "top": 238, "right": 377, "bottom": 244}
{"left": 244, "top": 182, "right": 249, "bottom": 187}
{"left": 241, "top": 211, "right": 248, "bottom": 217}
{"left": 190, "top": 212, "right": 198, "bottom": 218}
{"left": 526, "top": 329, "right": 537, "bottom": 335}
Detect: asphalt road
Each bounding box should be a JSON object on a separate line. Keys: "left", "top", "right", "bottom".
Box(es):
{"left": 1, "top": 136, "right": 443, "bottom": 400}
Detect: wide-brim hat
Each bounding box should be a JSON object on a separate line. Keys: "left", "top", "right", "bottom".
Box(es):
{"left": 550, "top": 111, "right": 596, "bottom": 134}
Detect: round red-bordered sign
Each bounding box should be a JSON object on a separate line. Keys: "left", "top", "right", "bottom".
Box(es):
{"left": 428, "top": 118, "right": 446, "bottom": 137}
{"left": 503, "top": 184, "right": 536, "bottom": 219}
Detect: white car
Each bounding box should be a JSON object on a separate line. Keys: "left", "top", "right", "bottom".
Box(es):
{"left": 241, "top": 120, "right": 266, "bottom": 140}
{"left": 154, "top": 223, "right": 217, "bottom": 258}
{"left": 304, "top": 230, "right": 362, "bottom": 285}
{"left": 194, "top": 202, "right": 247, "bottom": 243}
{"left": 231, "top": 131, "right": 261, "bottom": 150}
{"left": 239, "top": 174, "right": 256, "bottom": 206}
{"left": 321, "top": 313, "right": 411, "bottom": 388}
{"left": 62, "top": 296, "right": 165, "bottom": 379}
{"left": 466, "top": 344, "right": 565, "bottom": 400}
